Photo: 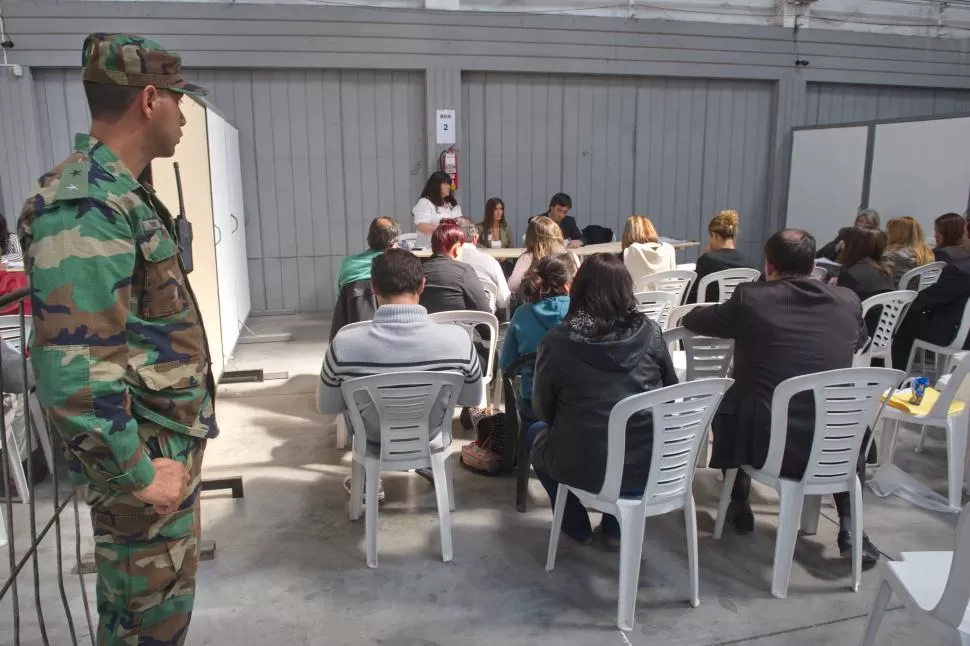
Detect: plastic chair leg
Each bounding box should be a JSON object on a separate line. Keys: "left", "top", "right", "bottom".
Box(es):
{"left": 5, "top": 425, "right": 30, "bottom": 504}
{"left": 445, "top": 453, "right": 455, "bottom": 512}
{"left": 684, "top": 494, "right": 700, "bottom": 608}
{"left": 0, "top": 507, "right": 6, "bottom": 548}
{"left": 945, "top": 414, "right": 968, "bottom": 511}
{"left": 335, "top": 414, "right": 348, "bottom": 450}
{"left": 616, "top": 507, "right": 646, "bottom": 631}
{"left": 876, "top": 419, "right": 901, "bottom": 467}
{"left": 544, "top": 484, "right": 567, "bottom": 572}
{"left": 771, "top": 481, "right": 804, "bottom": 599}
{"left": 364, "top": 459, "right": 380, "bottom": 568}
{"left": 515, "top": 424, "right": 530, "bottom": 513}
{"left": 916, "top": 424, "right": 930, "bottom": 454}
{"left": 848, "top": 476, "right": 863, "bottom": 592}
{"left": 713, "top": 468, "right": 737, "bottom": 540}
{"left": 800, "top": 495, "right": 822, "bottom": 535}
{"left": 349, "top": 456, "right": 364, "bottom": 521}
{"left": 860, "top": 581, "right": 893, "bottom": 646}
{"left": 28, "top": 394, "right": 54, "bottom": 473}
{"left": 430, "top": 452, "right": 453, "bottom": 563}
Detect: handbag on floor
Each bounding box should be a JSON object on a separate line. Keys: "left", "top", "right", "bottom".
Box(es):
{"left": 459, "top": 406, "right": 506, "bottom": 474}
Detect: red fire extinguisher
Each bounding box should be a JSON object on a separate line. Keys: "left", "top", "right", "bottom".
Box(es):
{"left": 439, "top": 147, "right": 458, "bottom": 191}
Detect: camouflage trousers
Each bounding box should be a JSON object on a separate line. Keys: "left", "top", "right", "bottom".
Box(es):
{"left": 84, "top": 421, "right": 206, "bottom": 646}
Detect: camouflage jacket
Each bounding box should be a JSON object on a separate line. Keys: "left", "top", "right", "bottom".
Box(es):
{"left": 19, "top": 134, "right": 218, "bottom": 493}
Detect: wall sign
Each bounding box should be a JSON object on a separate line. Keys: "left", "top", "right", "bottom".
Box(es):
{"left": 436, "top": 109, "right": 456, "bottom": 145}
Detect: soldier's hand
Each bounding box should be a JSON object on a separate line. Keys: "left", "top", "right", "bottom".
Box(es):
{"left": 134, "top": 458, "right": 190, "bottom": 514}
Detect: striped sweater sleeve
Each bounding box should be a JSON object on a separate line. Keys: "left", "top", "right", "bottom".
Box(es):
{"left": 316, "top": 344, "right": 348, "bottom": 414}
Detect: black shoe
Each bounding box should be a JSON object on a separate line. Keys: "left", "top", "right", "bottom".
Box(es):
{"left": 726, "top": 500, "right": 755, "bottom": 534}
{"left": 413, "top": 468, "right": 434, "bottom": 485}
{"left": 837, "top": 529, "right": 880, "bottom": 568}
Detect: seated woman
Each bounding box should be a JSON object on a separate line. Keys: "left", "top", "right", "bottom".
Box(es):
{"left": 884, "top": 216, "right": 934, "bottom": 287}
{"left": 419, "top": 219, "right": 491, "bottom": 314}
{"left": 526, "top": 253, "right": 678, "bottom": 548}
{"left": 687, "top": 209, "right": 754, "bottom": 303}
{"left": 836, "top": 227, "right": 894, "bottom": 335}
{"left": 508, "top": 216, "right": 567, "bottom": 294}
{"left": 621, "top": 215, "right": 676, "bottom": 286}
{"left": 499, "top": 254, "right": 574, "bottom": 428}
{"left": 477, "top": 197, "right": 512, "bottom": 249}
{"left": 816, "top": 208, "right": 880, "bottom": 261}
{"left": 932, "top": 212, "right": 970, "bottom": 264}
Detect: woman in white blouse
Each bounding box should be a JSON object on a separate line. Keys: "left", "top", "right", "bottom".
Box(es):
{"left": 412, "top": 171, "right": 462, "bottom": 249}
{"left": 621, "top": 215, "right": 676, "bottom": 286}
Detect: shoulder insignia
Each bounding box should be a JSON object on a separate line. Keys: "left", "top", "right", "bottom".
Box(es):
{"left": 53, "top": 162, "right": 91, "bottom": 201}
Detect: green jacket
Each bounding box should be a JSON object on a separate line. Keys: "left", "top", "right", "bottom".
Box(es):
{"left": 335, "top": 248, "right": 381, "bottom": 293}
{"left": 18, "top": 134, "right": 217, "bottom": 493}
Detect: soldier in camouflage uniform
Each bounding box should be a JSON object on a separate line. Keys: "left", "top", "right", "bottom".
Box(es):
{"left": 18, "top": 34, "right": 217, "bottom": 646}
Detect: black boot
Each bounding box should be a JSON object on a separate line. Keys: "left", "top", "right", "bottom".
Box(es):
{"left": 837, "top": 519, "right": 880, "bottom": 568}
{"left": 726, "top": 500, "right": 755, "bottom": 533}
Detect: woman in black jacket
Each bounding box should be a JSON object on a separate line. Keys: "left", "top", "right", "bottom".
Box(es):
{"left": 526, "top": 253, "right": 678, "bottom": 548}
{"left": 836, "top": 227, "right": 895, "bottom": 335}
{"left": 419, "top": 219, "right": 491, "bottom": 314}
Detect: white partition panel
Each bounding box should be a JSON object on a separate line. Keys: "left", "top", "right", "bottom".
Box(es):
{"left": 868, "top": 117, "right": 970, "bottom": 233}
{"left": 786, "top": 126, "right": 869, "bottom": 245}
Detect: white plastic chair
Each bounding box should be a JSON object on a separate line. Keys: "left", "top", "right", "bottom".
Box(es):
{"left": 545, "top": 378, "right": 734, "bottom": 632}
{"left": 429, "top": 310, "right": 499, "bottom": 408}
{"left": 899, "top": 261, "right": 946, "bottom": 292}
{"left": 713, "top": 367, "right": 905, "bottom": 599}
{"left": 343, "top": 371, "right": 464, "bottom": 568}
{"left": 634, "top": 269, "right": 697, "bottom": 306}
{"left": 877, "top": 351, "right": 970, "bottom": 511}
{"left": 0, "top": 507, "right": 6, "bottom": 548}
{"left": 696, "top": 268, "right": 761, "bottom": 303}
{"left": 854, "top": 290, "right": 917, "bottom": 368}
{"left": 907, "top": 299, "right": 970, "bottom": 379}
{"left": 860, "top": 504, "right": 970, "bottom": 646}
{"left": 479, "top": 277, "right": 499, "bottom": 313}
{"left": 633, "top": 291, "right": 679, "bottom": 328}
{"left": 665, "top": 304, "right": 706, "bottom": 332}
{"left": 676, "top": 263, "right": 696, "bottom": 272}
{"left": 810, "top": 266, "right": 828, "bottom": 281}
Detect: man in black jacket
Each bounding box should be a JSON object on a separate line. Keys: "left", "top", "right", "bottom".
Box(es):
{"left": 535, "top": 193, "right": 584, "bottom": 248}
{"left": 683, "top": 229, "right": 879, "bottom": 564}
{"left": 892, "top": 258, "right": 970, "bottom": 369}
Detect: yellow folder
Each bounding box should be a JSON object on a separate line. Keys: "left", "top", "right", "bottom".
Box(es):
{"left": 882, "top": 387, "right": 966, "bottom": 416}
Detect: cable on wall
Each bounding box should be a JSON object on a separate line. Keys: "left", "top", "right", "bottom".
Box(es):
{"left": 0, "top": 0, "right": 14, "bottom": 65}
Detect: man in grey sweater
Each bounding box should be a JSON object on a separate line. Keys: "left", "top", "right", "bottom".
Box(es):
{"left": 317, "top": 248, "right": 484, "bottom": 497}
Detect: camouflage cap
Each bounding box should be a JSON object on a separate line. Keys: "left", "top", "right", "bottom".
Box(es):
{"left": 81, "top": 33, "right": 207, "bottom": 97}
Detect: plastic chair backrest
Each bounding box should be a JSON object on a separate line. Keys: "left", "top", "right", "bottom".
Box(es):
{"left": 635, "top": 269, "right": 697, "bottom": 305}
{"left": 665, "top": 304, "right": 705, "bottom": 331}
{"left": 857, "top": 290, "right": 918, "bottom": 366}
{"left": 599, "top": 378, "right": 733, "bottom": 505}
{"left": 899, "top": 261, "right": 946, "bottom": 291}
{"left": 0, "top": 314, "right": 29, "bottom": 353}
{"left": 340, "top": 371, "right": 464, "bottom": 466}
{"left": 664, "top": 327, "right": 734, "bottom": 381}
{"left": 479, "top": 277, "right": 499, "bottom": 312}
{"left": 695, "top": 268, "right": 761, "bottom": 303}
{"left": 929, "top": 350, "right": 970, "bottom": 419}
{"left": 429, "top": 310, "right": 500, "bottom": 382}
{"left": 947, "top": 298, "right": 970, "bottom": 352}
{"left": 633, "top": 291, "right": 679, "bottom": 327}
{"left": 761, "top": 367, "right": 904, "bottom": 483}
{"left": 932, "top": 503, "right": 970, "bottom": 628}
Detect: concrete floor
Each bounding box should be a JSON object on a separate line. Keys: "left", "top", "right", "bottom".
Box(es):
{"left": 1, "top": 312, "right": 965, "bottom": 646}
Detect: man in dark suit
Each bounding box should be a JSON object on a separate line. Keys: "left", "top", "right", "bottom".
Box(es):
{"left": 535, "top": 193, "right": 584, "bottom": 248}
{"left": 684, "top": 229, "right": 879, "bottom": 564}
{"left": 892, "top": 257, "right": 970, "bottom": 370}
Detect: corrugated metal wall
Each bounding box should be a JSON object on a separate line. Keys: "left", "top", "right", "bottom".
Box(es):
{"left": 33, "top": 68, "right": 426, "bottom": 312}
{"left": 0, "top": 68, "right": 44, "bottom": 225}
{"left": 803, "top": 83, "right": 970, "bottom": 126}
{"left": 461, "top": 73, "right": 774, "bottom": 258}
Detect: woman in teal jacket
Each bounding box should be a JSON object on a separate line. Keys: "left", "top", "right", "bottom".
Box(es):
{"left": 500, "top": 253, "right": 575, "bottom": 426}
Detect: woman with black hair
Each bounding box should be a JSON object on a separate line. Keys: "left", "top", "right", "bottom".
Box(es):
{"left": 0, "top": 215, "right": 23, "bottom": 267}
{"left": 412, "top": 171, "right": 462, "bottom": 250}
{"left": 477, "top": 197, "right": 511, "bottom": 249}
{"left": 933, "top": 212, "right": 970, "bottom": 264}
{"left": 526, "top": 253, "right": 678, "bottom": 548}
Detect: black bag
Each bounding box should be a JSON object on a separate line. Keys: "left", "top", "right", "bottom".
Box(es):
{"left": 582, "top": 225, "right": 614, "bottom": 245}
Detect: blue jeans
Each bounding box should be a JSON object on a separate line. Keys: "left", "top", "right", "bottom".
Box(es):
{"left": 525, "top": 422, "right": 643, "bottom": 542}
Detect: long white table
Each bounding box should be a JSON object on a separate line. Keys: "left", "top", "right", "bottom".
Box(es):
{"left": 412, "top": 238, "right": 699, "bottom": 259}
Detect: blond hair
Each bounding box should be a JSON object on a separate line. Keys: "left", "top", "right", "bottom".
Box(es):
{"left": 887, "top": 217, "right": 934, "bottom": 267}
{"left": 525, "top": 216, "right": 565, "bottom": 264}
{"left": 622, "top": 215, "right": 659, "bottom": 250}
{"left": 709, "top": 209, "right": 739, "bottom": 240}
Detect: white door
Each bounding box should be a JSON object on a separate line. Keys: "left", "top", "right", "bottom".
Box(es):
{"left": 206, "top": 109, "right": 239, "bottom": 361}
{"left": 226, "top": 125, "right": 251, "bottom": 329}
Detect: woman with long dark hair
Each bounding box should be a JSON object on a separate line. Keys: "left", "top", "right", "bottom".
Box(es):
{"left": 933, "top": 212, "right": 970, "bottom": 264}
{"left": 526, "top": 253, "right": 677, "bottom": 548}
{"left": 837, "top": 227, "right": 894, "bottom": 334}
{"left": 477, "top": 197, "right": 511, "bottom": 249}
{"left": 412, "top": 171, "right": 462, "bottom": 250}
{"left": 0, "top": 216, "right": 23, "bottom": 266}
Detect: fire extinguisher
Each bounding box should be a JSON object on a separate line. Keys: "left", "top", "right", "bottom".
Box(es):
{"left": 439, "top": 147, "right": 458, "bottom": 191}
